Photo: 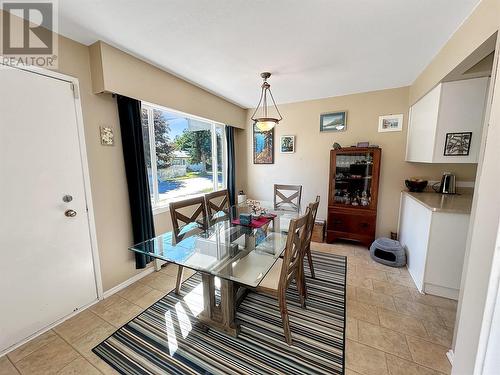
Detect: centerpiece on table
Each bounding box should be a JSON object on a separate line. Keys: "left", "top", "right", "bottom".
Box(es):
{"left": 232, "top": 200, "right": 276, "bottom": 228}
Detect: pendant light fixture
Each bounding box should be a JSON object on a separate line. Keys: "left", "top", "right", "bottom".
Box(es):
{"left": 251, "top": 72, "right": 283, "bottom": 131}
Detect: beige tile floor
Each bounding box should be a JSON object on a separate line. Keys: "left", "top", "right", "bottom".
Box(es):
{"left": 0, "top": 242, "right": 457, "bottom": 375}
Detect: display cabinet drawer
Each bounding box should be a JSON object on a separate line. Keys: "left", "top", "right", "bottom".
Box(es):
{"left": 328, "top": 211, "right": 376, "bottom": 236}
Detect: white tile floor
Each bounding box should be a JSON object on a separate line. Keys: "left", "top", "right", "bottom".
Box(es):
{"left": 0, "top": 242, "right": 456, "bottom": 374}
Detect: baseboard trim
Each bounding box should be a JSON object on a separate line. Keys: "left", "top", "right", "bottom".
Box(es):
{"left": 446, "top": 349, "right": 454, "bottom": 365}
{"left": 424, "top": 283, "right": 460, "bottom": 300}
{"left": 1, "top": 266, "right": 156, "bottom": 357}
{"left": 0, "top": 298, "right": 99, "bottom": 357}
{"left": 102, "top": 266, "right": 155, "bottom": 299}
{"left": 0, "top": 257, "right": 154, "bottom": 356}
{"left": 407, "top": 267, "right": 423, "bottom": 292}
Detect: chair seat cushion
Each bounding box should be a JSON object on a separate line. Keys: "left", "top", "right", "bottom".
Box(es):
{"left": 256, "top": 258, "right": 283, "bottom": 293}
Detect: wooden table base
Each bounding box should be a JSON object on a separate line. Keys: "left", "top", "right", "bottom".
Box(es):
{"left": 199, "top": 273, "right": 240, "bottom": 337}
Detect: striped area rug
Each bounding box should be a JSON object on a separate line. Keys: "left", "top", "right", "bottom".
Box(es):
{"left": 93, "top": 251, "right": 346, "bottom": 374}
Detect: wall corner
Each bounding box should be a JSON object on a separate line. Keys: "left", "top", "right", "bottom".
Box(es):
{"left": 88, "top": 41, "right": 105, "bottom": 94}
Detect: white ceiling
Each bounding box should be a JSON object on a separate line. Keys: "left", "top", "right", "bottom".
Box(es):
{"left": 56, "top": 0, "right": 480, "bottom": 108}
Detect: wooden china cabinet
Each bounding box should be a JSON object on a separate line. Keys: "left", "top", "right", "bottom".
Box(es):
{"left": 326, "top": 147, "right": 381, "bottom": 247}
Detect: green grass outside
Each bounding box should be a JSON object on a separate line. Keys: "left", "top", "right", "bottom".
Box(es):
{"left": 165, "top": 171, "right": 211, "bottom": 181}
{"left": 164, "top": 170, "right": 223, "bottom": 184}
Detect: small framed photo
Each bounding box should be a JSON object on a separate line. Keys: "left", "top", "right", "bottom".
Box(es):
{"left": 378, "top": 114, "right": 403, "bottom": 132}
{"left": 444, "top": 132, "right": 472, "bottom": 156}
{"left": 100, "top": 126, "right": 114, "bottom": 146}
{"left": 280, "top": 135, "right": 295, "bottom": 153}
{"left": 320, "top": 111, "right": 347, "bottom": 132}
{"left": 357, "top": 141, "right": 370, "bottom": 148}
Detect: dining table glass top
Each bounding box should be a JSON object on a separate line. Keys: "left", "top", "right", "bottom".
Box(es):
{"left": 129, "top": 201, "right": 304, "bottom": 288}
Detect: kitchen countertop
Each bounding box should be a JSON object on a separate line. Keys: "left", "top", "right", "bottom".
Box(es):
{"left": 402, "top": 189, "right": 473, "bottom": 214}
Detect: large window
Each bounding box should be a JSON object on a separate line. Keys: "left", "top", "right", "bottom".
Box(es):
{"left": 141, "top": 102, "right": 227, "bottom": 210}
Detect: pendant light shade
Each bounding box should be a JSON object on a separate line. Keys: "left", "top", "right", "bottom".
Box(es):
{"left": 251, "top": 72, "right": 283, "bottom": 131}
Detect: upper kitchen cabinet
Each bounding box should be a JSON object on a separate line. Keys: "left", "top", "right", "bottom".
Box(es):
{"left": 406, "top": 77, "right": 489, "bottom": 163}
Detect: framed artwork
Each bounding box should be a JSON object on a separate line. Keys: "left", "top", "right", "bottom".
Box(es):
{"left": 444, "top": 132, "right": 472, "bottom": 156}
{"left": 100, "top": 126, "right": 114, "bottom": 145}
{"left": 280, "top": 135, "right": 295, "bottom": 153}
{"left": 320, "top": 111, "right": 347, "bottom": 132}
{"left": 378, "top": 114, "right": 403, "bottom": 132}
{"left": 253, "top": 124, "right": 274, "bottom": 164}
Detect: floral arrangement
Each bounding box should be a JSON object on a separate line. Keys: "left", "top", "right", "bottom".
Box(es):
{"left": 246, "top": 199, "right": 263, "bottom": 215}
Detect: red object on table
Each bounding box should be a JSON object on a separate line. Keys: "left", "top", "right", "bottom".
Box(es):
{"left": 231, "top": 214, "right": 277, "bottom": 228}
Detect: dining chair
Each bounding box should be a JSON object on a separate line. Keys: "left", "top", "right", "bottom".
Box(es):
{"left": 304, "top": 196, "right": 320, "bottom": 279}
{"left": 274, "top": 184, "right": 302, "bottom": 211}
{"left": 256, "top": 208, "right": 311, "bottom": 345}
{"left": 169, "top": 196, "right": 208, "bottom": 294}
{"left": 205, "top": 189, "right": 230, "bottom": 225}
{"left": 278, "top": 196, "right": 320, "bottom": 299}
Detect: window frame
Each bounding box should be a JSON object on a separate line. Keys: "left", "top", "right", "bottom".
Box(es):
{"left": 141, "top": 101, "right": 228, "bottom": 213}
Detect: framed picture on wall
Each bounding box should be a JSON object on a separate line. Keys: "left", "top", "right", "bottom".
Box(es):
{"left": 378, "top": 114, "right": 403, "bottom": 132}
{"left": 444, "top": 132, "right": 472, "bottom": 156}
{"left": 253, "top": 123, "right": 274, "bottom": 164}
{"left": 320, "top": 111, "right": 347, "bottom": 132}
{"left": 100, "top": 126, "right": 114, "bottom": 145}
{"left": 280, "top": 135, "right": 295, "bottom": 153}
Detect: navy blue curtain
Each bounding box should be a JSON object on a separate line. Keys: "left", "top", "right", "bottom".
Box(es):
{"left": 226, "top": 126, "right": 236, "bottom": 206}
{"left": 116, "top": 95, "right": 155, "bottom": 269}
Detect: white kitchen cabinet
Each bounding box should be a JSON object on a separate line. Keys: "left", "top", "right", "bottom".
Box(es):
{"left": 398, "top": 193, "right": 432, "bottom": 290}
{"left": 398, "top": 192, "right": 471, "bottom": 300}
{"left": 406, "top": 77, "right": 489, "bottom": 163}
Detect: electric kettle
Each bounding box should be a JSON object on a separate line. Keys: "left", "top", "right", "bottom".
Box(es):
{"left": 433, "top": 172, "right": 456, "bottom": 194}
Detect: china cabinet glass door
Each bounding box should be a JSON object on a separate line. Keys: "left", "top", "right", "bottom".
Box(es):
{"left": 333, "top": 151, "right": 375, "bottom": 209}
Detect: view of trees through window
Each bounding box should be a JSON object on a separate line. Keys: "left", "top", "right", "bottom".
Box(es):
{"left": 141, "top": 103, "right": 226, "bottom": 207}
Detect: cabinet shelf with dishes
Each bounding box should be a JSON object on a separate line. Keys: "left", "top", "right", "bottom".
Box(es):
{"left": 327, "top": 147, "right": 381, "bottom": 247}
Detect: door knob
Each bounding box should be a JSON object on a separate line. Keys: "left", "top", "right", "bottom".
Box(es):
{"left": 65, "top": 209, "right": 77, "bottom": 217}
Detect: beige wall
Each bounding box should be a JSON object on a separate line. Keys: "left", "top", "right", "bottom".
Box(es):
{"left": 49, "top": 36, "right": 138, "bottom": 291}
{"left": 0, "top": 11, "right": 141, "bottom": 291}
{"left": 237, "top": 87, "right": 477, "bottom": 238}
{"left": 239, "top": 0, "right": 499, "bottom": 239}
{"left": 61, "top": 37, "right": 247, "bottom": 290}
{"left": 1, "top": 10, "right": 137, "bottom": 292}
{"left": 4, "top": 0, "right": 496, "bottom": 292}
{"left": 89, "top": 41, "right": 246, "bottom": 128}
{"left": 411, "top": 1, "right": 500, "bottom": 373}
{"left": 154, "top": 211, "right": 173, "bottom": 234}
{"left": 410, "top": 0, "right": 499, "bottom": 104}
{"left": 59, "top": 39, "right": 245, "bottom": 291}
{"left": 0, "top": 12, "right": 246, "bottom": 291}
{"left": 453, "top": 42, "right": 499, "bottom": 375}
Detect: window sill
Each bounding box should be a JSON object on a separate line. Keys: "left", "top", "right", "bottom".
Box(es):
{"left": 152, "top": 193, "right": 205, "bottom": 216}
{"left": 152, "top": 205, "right": 170, "bottom": 216}
{"left": 151, "top": 187, "right": 227, "bottom": 216}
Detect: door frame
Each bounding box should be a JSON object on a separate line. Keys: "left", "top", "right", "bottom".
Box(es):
{"left": 0, "top": 62, "right": 103, "bottom": 299}
{"left": 451, "top": 32, "right": 500, "bottom": 374}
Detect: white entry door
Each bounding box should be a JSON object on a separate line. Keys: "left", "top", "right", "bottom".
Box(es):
{"left": 0, "top": 66, "right": 98, "bottom": 352}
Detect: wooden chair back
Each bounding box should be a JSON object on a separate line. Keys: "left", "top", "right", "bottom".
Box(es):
{"left": 278, "top": 208, "right": 311, "bottom": 291}
{"left": 304, "top": 196, "right": 320, "bottom": 251}
{"left": 169, "top": 196, "right": 208, "bottom": 244}
{"left": 205, "top": 189, "right": 230, "bottom": 225}
{"left": 274, "top": 184, "right": 303, "bottom": 211}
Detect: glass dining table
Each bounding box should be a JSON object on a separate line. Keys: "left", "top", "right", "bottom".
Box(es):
{"left": 129, "top": 201, "right": 304, "bottom": 336}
